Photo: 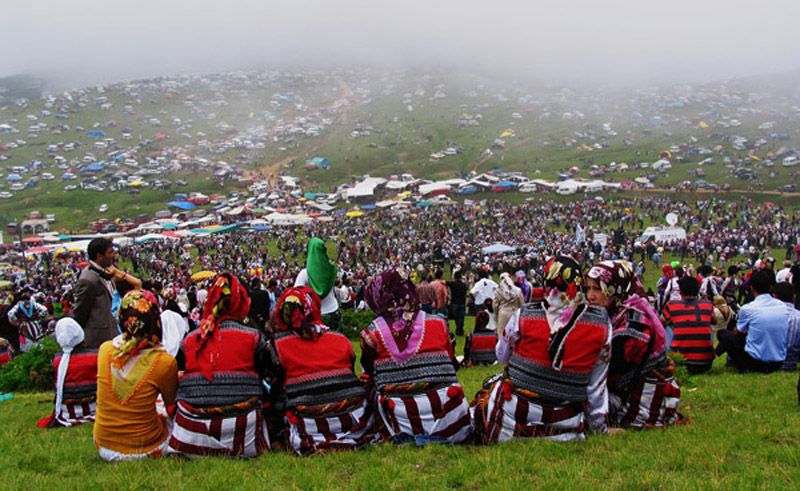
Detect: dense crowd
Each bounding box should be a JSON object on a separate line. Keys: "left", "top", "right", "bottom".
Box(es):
{"left": 0, "top": 195, "right": 799, "bottom": 459}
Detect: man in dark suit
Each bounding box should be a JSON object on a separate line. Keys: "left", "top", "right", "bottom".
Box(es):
{"left": 73, "top": 237, "right": 118, "bottom": 349}
{"left": 248, "top": 277, "right": 270, "bottom": 331}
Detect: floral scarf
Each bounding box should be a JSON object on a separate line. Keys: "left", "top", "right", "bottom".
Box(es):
{"left": 587, "top": 260, "right": 666, "bottom": 358}
{"left": 365, "top": 269, "right": 423, "bottom": 363}
{"left": 110, "top": 289, "right": 165, "bottom": 404}
{"left": 112, "top": 289, "right": 162, "bottom": 368}
{"left": 543, "top": 255, "right": 584, "bottom": 335}
{"left": 195, "top": 274, "right": 251, "bottom": 381}
{"left": 274, "top": 286, "right": 326, "bottom": 341}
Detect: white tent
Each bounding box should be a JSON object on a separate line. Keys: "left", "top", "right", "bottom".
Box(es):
{"left": 481, "top": 243, "right": 516, "bottom": 254}
{"left": 305, "top": 201, "right": 335, "bottom": 211}
{"left": 264, "top": 212, "right": 312, "bottom": 226}
{"left": 344, "top": 177, "right": 387, "bottom": 200}
{"left": 418, "top": 182, "right": 451, "bottom": 196}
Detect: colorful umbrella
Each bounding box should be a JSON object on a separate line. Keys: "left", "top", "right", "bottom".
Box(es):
{"left": 191, "top": 270, "right": 216, "bottom": 281}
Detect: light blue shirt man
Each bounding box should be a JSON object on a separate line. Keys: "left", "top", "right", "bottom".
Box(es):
{"left": 737, "top": 293, "right": 789, "bottom": 362}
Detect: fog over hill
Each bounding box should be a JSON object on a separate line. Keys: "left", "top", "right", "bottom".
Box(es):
{"left": 2, "top": 0, "right": 800, "bottom": 91}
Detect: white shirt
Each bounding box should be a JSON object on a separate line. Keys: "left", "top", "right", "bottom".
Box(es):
{"left": 294, "top": 268, "right": 338, "bottom": 314}
{"left": 471, "top": 278, "right": 498, "bottom": 306}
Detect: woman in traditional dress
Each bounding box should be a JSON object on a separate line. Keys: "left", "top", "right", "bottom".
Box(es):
{"left": 472, "top": 256, "right": 611, "bottom": 443}
{"left": 93, "top": 289, "right": 178, "bottom": 461}
{"left": 462, "top": 310, "right": 497, "bottom": 367}
{"left": 37, "top": 318, "right": 98, "bottom": 428}
{"left": 515, "top": 270, "right": 533, "bottom": 303}
{"left": 360, "top": 269, "right": 472, "bottom": 445}
{"left": 168, "top": 274, "right": 270, "bottom": 457}
{"left": 585, "top": 260, "right": 682, "bottom": 429}
{"left": 493, "top": 272, "right": 524, "bottom": 336}
{"left": 268, "top": 286, "right": 375, "bottom": 455}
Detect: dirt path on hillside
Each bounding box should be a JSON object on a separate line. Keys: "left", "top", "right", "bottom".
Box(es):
{"left": 259, "top": 77, "right": 356, "bottom": 184}
{"left": 334, "top": 76, "right": 354, "bottom": 125}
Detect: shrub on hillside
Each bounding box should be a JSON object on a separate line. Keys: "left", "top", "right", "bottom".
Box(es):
{"left": 0, "top": 338, "right": 58, "bottom": 393}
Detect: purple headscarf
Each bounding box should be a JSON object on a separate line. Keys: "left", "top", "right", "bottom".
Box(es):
{"left": 365, "top": 269, "right": 420, "bottom": 327}
{"left": 366, "top": 269, "right": 424, "bottom": 364}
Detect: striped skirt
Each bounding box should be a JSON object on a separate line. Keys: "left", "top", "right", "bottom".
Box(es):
{"left": 610, "top": 369, "right": 681, "bottom": 428}
{"left": 376, "top": 383, "right": 472, "bottom": 445}
{"left": 287, "top": 398, "right": 376, "bottom": 455}
{"left": 39, "top": 400, "right": 96, "bottom": 428}
{"left": 167, "top": 400, "right": 269, "bottom": 458}
{"left": 471, "top": 376, "right": 587, "bottom": 444}
{"left": 57, "top": 401, "right": 96, "bottom": 426}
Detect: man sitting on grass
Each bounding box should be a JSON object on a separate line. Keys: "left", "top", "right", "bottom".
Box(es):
{"left": 662, "top": 277, "right": 714, "bottom": 374}
{"left": 715, "top": 269, "right": 788, "bottom": 373}
{"left": 775, "top": 282, "right": 800, "bottom": 372}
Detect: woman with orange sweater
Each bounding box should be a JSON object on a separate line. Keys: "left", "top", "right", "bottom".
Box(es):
{"left": 93, "top": 289, "right": 178, "bottom": 461}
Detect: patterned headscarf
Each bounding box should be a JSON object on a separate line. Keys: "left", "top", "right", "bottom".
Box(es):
{"left": 195, "top": 274, "right": 251, "bottom": 381}
{"left": 662, "top": 264, "right": 675, "bottom": 279}
{"left": 274, "top": 286, "right": 326, "bottom": 341}
{"left": 365, "top": 269, "right": 420, "bottom": 328}
{"left": 587, "top": 260, "right": 666, "bottom": 356}
{"left": 515, "top": 270, "right": 531, "bottom": 301}
{"left": 366, "top": 269, "right": 425, "bottom": 364}
{"left": 586, "top": 260, "right": 646, "bottom": 308}
{"left": 474, "top": 310, "right": 491, "bottom": 331}
{"left": 543, "top": 255, "right": 584, "bottom": 335}
{"left": 112, "top": 289, "right": 162, "bottom": 369}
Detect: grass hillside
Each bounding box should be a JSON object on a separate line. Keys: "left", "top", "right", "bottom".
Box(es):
{"left": 2, "top": 351, "right": 798, "bottom": 488}
{"left": 0, "top": 67, "right": 799, "bottom": 233}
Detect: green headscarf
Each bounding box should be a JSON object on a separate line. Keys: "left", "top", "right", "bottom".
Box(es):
{"left": 306, "top": 238, "right": 337, "bottom": 298}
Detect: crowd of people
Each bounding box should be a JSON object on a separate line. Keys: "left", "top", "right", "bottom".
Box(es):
{"left": 0, "top": 195, "right": 798, "bottom": 459}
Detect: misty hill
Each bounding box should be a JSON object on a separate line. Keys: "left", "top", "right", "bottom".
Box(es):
{"left": 0, "top": 75, "right": 44, "bottom": 105}
{"left": 0, "top": 67, "right": 799, "bottom": 232}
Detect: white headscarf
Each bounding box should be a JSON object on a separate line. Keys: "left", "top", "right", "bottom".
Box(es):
{"left": 54, "top": 318, "right": 84, "bottom": 423}
{"left": 494, "top": 273, "right": 523, "bottom": 334}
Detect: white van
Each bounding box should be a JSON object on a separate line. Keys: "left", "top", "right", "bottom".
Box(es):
{"left": 556, "top": 183, "right": 578, "bottom": 195}
{"left": 583, "top": 182, "right": 603, "bottom": 193}
{"left": 635, "top": 226, "right": 686, "bottom": 247}
{"left": 783, "top": 156, "right": 799, "bottom": 167}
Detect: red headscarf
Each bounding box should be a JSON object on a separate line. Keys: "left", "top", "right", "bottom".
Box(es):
{"left": 274, "top": 286, "right": 326, "bottom": 341}
{"left": 196, "top": 274, "right": 250, "bottom": 381}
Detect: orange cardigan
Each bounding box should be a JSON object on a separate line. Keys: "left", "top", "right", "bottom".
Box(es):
{"left": 93, "top": 341, "right": 178, "bottom": 454}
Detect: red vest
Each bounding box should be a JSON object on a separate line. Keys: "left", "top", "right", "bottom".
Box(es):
{"left": 367, "top": 315, "right": 458, "bottom": 389}
{"left": 508, "top": 304, "right": 608, "bottom": 402}
{"left": 468, "top": 330, "right": 497, "bottom": 363}
{"left": 182, "top": 322, "right": 259, "bottom": 375}
{"left": 53, "top": 349, "right": 98, "bottom": 402}
{"left": 177, "top": 321, "right": 263, "bottom": 407}
{"left": 274, "top": 330, "right": 364, "bottom": 407}
{"left": 275, "top": 330, "right": 354, "bottom": 384}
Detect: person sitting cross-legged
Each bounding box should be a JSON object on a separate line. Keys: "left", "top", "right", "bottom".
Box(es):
{"left": 93, "top": 290, "right": 178, "bottom": 461}
{"left": 715, "top": 269, "right": 788, "bottom": 374}
{"left": 662, "top": 277, "right": 715, "bottom": 374}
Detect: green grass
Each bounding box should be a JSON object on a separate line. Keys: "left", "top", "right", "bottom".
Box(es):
{"left": 3, "top": 309, "right": 799, "bottom": 488}
{"left": 2, "top": 352, "right": 799, "bottom": 488}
